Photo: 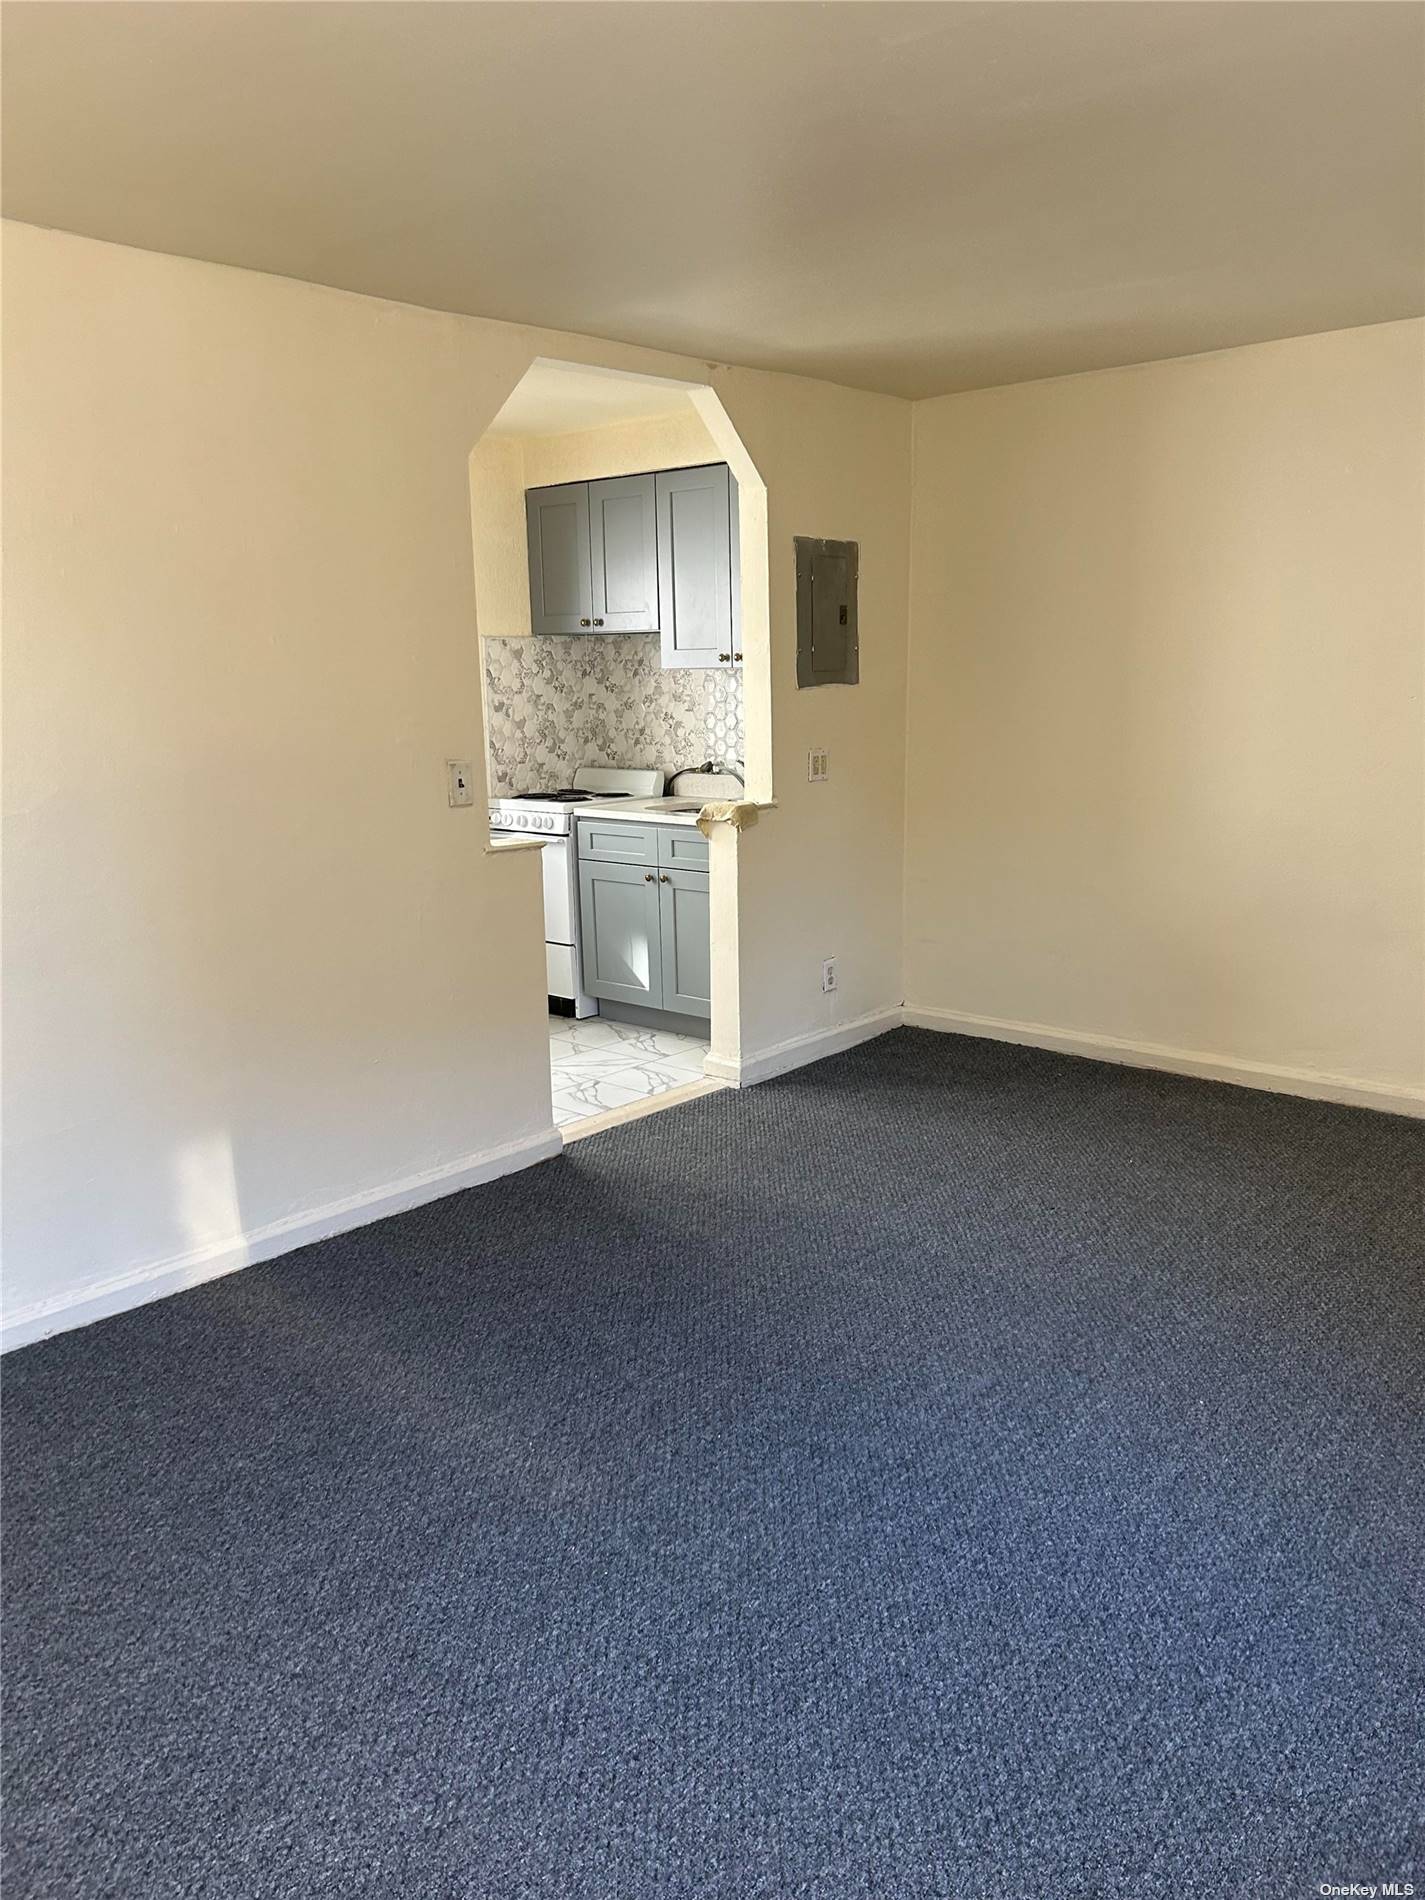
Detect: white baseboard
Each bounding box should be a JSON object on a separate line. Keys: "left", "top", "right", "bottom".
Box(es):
{"left": 705, "top": 1006, "right": 903, "bottom": 1087}
{"left": 903, "top": 1005, "right": 1425, "bottom": 1119}
{"left": 11, "top": 1002, "right": 1415, "bottom": 1353}
{"left": 1, "top": 1126, "right": 563, "bottom": 1355}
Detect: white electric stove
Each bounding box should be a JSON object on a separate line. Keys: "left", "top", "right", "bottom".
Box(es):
{"left": 489, "top": 766, "right": 665, "bottom": 1016}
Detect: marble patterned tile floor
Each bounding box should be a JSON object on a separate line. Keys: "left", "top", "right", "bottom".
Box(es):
{"left": 549, "top": 1015, "right": 711, "bottom": 1127}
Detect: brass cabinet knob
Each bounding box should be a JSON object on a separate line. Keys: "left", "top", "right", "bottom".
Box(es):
{"left": 643, "top": 871, "right": 655, "bottom": 882}
{"left": 579, "top": 618, "right": 591, "bottom": 627}
{"left": 592, "top": 617, "right": 604, "bottom": 627}
{"left": 718, "top": 652, "right": 731, "bottom": 663}
{"left": 733, "top": 651, "right": 743, "bottom": 662}
{"left": 659, "top": 873, "right": 672, "bottom": 883}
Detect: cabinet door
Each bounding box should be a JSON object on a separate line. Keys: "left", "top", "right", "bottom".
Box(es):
{"left": 579, "top": 858, "right": 664, "bottom": 1008}
{"left": 656, "top": 465, "right": 733, "bottom": 669}
{"left": 658, "top": 869, "right": 711, "bottom": 1017}
{"left": 588, "top": 474, "right": 659, "bottom": 633}
{"left": 526, "top": 482, "right": 593, "bottom": 635}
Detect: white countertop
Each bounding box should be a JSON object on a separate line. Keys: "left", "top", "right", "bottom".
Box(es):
{"left": 576, "top": 796, "right": 706, "bottom": 828}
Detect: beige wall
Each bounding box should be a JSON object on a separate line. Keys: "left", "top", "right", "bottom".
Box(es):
{"left": 711, "top": 372, "right": 911, "bottom": 1064}
{"left": 1, "top": 221, "right": 559, "bottom": 1341}
{"left": 2, "top": 221, "right": 913, "bottom": 1341}
{"left": 468, "top": 435, "right": 530, "bottom": 639}
{"left": 905, "top": 320, "right": 1425, "bottom": 1102}
{"left": 521, "top": 410, "right": 720, "bottom": 490}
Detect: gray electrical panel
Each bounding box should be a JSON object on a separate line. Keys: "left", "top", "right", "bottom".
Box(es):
{"left": 795, "top": 536, "right": 859, "bottom": 687}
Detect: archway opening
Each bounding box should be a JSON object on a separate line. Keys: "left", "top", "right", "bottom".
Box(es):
{"left": 468, "top": 357, "right": 770, "bottom": 1136}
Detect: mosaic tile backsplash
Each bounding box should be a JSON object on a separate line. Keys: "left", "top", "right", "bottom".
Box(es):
{"left": 483, "top": 635, "right": 744, "bottom": 796}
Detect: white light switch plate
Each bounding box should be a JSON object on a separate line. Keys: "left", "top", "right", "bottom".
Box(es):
{"left": 808, "top": 749, "right": 829, "bottom": 782}
{"left": 447, "top": 760, "right": 475, "bottom": 808}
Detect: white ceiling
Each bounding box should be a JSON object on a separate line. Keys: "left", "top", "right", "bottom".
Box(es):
{"left": 3, "top": 2, "right": 1421, "bottom": 398}
{"left": 485, "top": 364, "right": 700, "bottom": 439}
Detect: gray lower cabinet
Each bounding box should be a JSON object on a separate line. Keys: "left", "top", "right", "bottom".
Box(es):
{"left": 578, "top": 821, "right": 711, "bottom": 1017}
{"left": 577, "top": 858, "right": 664, "bottom": 1008}
{"left": 657, "top": 869, "right": 711, "bottom": 1014}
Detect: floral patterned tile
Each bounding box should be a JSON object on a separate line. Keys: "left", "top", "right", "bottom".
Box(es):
{"left": 483, "top": 632, "right": 744, "bottom": 797}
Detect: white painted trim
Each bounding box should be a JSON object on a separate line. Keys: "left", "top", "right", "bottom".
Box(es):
{"left": 0, "top": 1126, "right": 564, "bottom": 1354}
{"left": 903, "top": 1006, "right": 1425, "bottom": 1119}
{"left": 706, "top": 1006, "right": 903, "bottom": 1087}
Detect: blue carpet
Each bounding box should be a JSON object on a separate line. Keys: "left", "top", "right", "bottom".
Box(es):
{"left": 4, "top": 1029, "right": 1423, "bottom": 1897}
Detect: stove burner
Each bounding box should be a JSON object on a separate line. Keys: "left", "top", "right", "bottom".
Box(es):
{"left": 511, "top": 789, "right": 630, "bottom": 803}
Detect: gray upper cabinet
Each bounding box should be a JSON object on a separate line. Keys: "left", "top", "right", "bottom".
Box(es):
{"left": 588, "top": 474, "right": 659, "bottom": 633}
{"left": 526, "top": 482, "right": 593, "bottom": 635}
{"left": 526, "top": 462, "right": 738, "bottom": 664}
{"left": 656, "top": 464, "right": 735, "bottom": 670}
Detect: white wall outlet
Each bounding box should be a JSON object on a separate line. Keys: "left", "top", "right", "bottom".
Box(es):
{"left": 446, "top": 760, "right": 475, "bottom": 808}
{"left": 821, "top": 957, "right": 838, "bottom": 994}
{"left": 808, "top": 748, "right": 829, "bottom": 782}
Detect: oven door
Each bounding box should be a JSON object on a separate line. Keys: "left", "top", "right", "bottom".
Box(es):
{"left": 540, "top": 835, "right": 574, "bottom": 945}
